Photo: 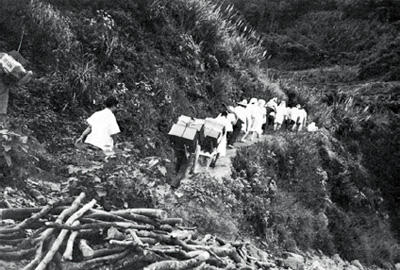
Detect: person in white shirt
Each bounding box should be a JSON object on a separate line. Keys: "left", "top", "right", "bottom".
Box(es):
{"left": 241, "top": 97, "right": 258, "bottom": 142}
{"left": 274, "top": 100, "right": 288, "bottom": 131}
{"left": 249, "top": 99, "right": 266, "bottom": 141}
{"left": 226, "top": 99, "right": 249, "bottom": 148}
{"left": 210, "top": 110, "right": 231, "bottom": 167}
{"left": 297, "top": 106, "right": 308, "bottom": 131}
{"left": 76, "top": 96, "right": 121, "bottom": 155}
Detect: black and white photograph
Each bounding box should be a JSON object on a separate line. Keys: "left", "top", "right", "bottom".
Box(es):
{"left": 0, "top": 0, "right": 399, "bottom": 269}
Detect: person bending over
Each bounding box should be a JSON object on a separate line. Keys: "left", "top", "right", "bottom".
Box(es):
{"left": 76, "top": 96, "right": 121, "bottom": 155}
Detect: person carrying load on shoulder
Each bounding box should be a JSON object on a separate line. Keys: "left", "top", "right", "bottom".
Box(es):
{"left": 226, "top": 99, "right": 249, "bottom": 148}
{"left": 76, "top": 96, "right": 121, "bottom": 156}
{"left": 0, "top": 50, "right": 33, "bottom": 125}
{"left": 209, "top": 110, "right": 231, "bottom": 168}
{"left": 168, "top": 116, "right": 203, "bottom": 188}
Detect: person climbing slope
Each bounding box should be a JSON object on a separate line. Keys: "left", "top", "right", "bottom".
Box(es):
{"left": 226, "top": 99, "right": 249, "bottom": 148}
{"left": 264, "top": 97, "right": 278, "bottom": 132}
{"left": 76, "top": 96, "right": 121, "bottom": 155}
{"left": 210, "top": 110, "right": 231, "bottom": 168}
{"left": 274, "top": 100, "right": 288, "bottom": 131}
{"left": 241, "top": 97, "right": 258, "bottom": 142}
{"left": 249, "top": 99, "right": 266, "bottom": 141}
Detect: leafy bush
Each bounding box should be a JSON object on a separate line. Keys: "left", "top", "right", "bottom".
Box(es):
{"left": 231, "top": 133, "right": 400, "bottom": 265}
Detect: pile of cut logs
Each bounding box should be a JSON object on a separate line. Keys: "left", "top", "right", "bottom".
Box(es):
{"left": 0, "top": 193, "right": 276, "bottom": 270}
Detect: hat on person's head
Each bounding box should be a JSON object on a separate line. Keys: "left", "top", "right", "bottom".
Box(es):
{"left": 237, "top": 99, "right": 248, "bottom": 107}
{"left": 249, "top": 98, "right": 258, "bottom": 105}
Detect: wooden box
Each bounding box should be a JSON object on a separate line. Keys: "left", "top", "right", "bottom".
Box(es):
{"left": 168, "top": 123, "right": 198, "bottom": 152}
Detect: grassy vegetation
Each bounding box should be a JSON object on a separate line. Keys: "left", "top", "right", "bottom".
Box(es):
{"left": 231, "top": 133, "right": 399, "bottom": 266}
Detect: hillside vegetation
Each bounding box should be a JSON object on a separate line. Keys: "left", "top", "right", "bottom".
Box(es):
{"left": 0, "top": 0, "right": 399, "bottom": 269}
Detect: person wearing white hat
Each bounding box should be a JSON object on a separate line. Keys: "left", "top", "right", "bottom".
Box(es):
{"left": 226, "top": 99, "right": 249, "bottom": 148}
{"left": 241, "top": 98, "right": 258, "bottom": 142}
{"left": 274, "top": 100, "right": 288, "bottom": 131}
{"left": 249, "top": 99, "right": 266, "bottom": 141}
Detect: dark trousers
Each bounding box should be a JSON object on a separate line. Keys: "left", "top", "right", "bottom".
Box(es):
{"left": 228, "top": 119, "right": 243, "bottom": 146}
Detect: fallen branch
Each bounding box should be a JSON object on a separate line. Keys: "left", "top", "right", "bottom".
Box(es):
{"left": 127, "top": 229, "right": 144, "bottom": 246}
{"left": 112, "top": 209, "right": 167, "bottom": 220}
{"left": 0, "top": 247, "right": 35, "bottom": 261}
{"left": 0, "top": 231, "right": 26, "bottom": 240}
{"left": 62, "top": 220, "right": 80, "bottom": 261}
{"left": 109, "top": 211, "right": 158, "bottom": 226}
{"left": 0, "top": 238, "right": 26, "bottom": 246}
{"left": 188, "top": 244, "right": 243, "bottom": 263}
{"left": 45, "top": 221, "right": 154, "bottom": 231}
{"left": 159, "top": 218, "right": 183, "bottom": 226}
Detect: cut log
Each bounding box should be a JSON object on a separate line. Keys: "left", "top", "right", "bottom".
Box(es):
{"left": 112, "top": 209, "right": 167, "bottom": 220}
{"left": 188, "top": 244, "right": 243, "bottom": 263}
{"left": 169, "top": 229, "right": 196, "bottom": 240}
{"left": 158, "top": 224, "right": 173, "bottom": 232}
{"left": 45, "top": 221, "right": 154, "bottom": 231}
{"left": 79, "top": 239, "right": 94, "bottom": 259}
{"left": 109, "top": 211, "right": 158, "bottom": 226}
{"left": 109, "top": 240, "right": 136, "bottom": 247}
{"left": 35, "top": 198, "right": 96, "bottom": 270}
{"left": 62, "top": 220, "right": 80, "bottom": 261}
{"left": 61, "top": 249, "right": 129, "bottom": 270}
{"left": 0, "top": 231, "right": 26, "bottom": 240}
{"left": 0, "top": 207, "right": 66, "bottom": 222}
{"left": 138, "top": 237, "right": 158, "bottom": 245}
{"left": 0, "top": 238, "right": 26, "bottom": 246}
{"left": 126, "top": 229, "right": 144, "bottom": 246}
{"left": 84, "top": 211, "right": 132, "bottom": 223}
{"left": 144, "top": 250, "right": 210, "bottom": 270}
{"left": 159, "top": 218, "right": 183, "bottom": 226}
{"left": 0, "top": 248, "right": 35, "bottom": 261}
{"left": 106, "top": 227, "right": 125, "bottom": 241}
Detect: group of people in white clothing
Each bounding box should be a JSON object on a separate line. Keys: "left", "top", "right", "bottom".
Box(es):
{"left": 223, "top": 97, "right": 318, "bottom": 148}
{"left": 194, "top": 97, "right": 318, "bottom": 169}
